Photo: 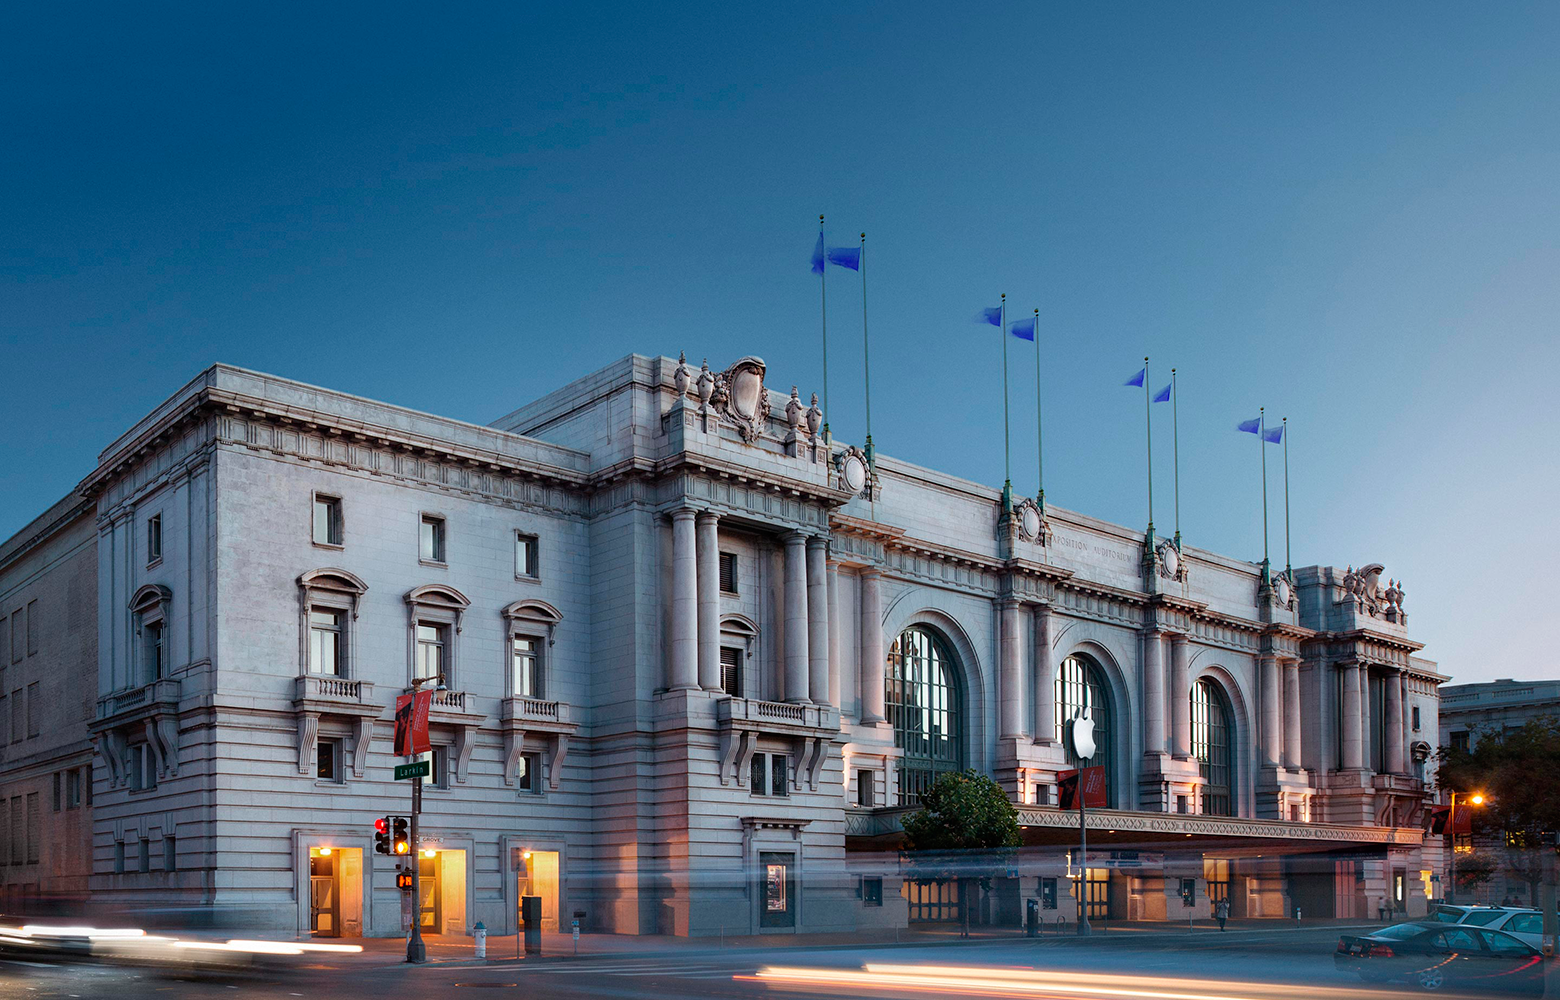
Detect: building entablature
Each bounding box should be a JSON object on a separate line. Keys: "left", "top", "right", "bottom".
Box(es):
{"left": 1308, "top": 629, "right": 1426, "bottom": 672}
{"left": 1259, "top": 622, "right": 1316, "bottom": 660}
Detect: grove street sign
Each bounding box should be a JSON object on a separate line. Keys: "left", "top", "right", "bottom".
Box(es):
{"left": 394, "top": 760, "right": 430, "bottom": 781}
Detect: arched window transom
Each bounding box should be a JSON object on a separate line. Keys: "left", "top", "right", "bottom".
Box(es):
{"left": 886, "top": 625, "right": 964, "bottom": 805}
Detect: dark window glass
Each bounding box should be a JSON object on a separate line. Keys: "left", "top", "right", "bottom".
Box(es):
{"left": 144, "top": 621, "right": 165, "bottom": 681}
{"left": 1056, "top": 654, "right": 1113, "bottom": 799}
{"left": 147, "top": 515, "right": 162, "bottom": 562}
{"left": 856, "top": 768, "right": 874, "bottom": 807}
{"left": 515, "top": 533, "right": 539, "bottom": 578}
{"left": 316, "top": 739, "right": 338, "bottom": 781}
{"left": 887, "top": 626, "right": 963, "bottom": 805}
{"left": 164, "top": 835, "right": 177, "bottom": 872}
{"left": 1450, "top": 730, "right": 1469, "bottom": 752}
{"left": 862, "top": 877, "right": 883, "bottom": 905}
{"left": 750, "top": 753, "right": 767, "bottom": 795}
{"left": 1480, "top": 929, "right": 1534, "bottom": 956}
{"left": 518, "top": 752, "right": 540, "bottom": 793}
{"left": 771, "top": 754, "right": 789, "bottom": 797}
{"left": 138, "top": 837, "right": 149, "bottom": 873}
{"left": 720, "top": 647, "right": 742, "bottom": 697}
{"left": 1192, "top": 680, "right": 1233, "bottom": 816}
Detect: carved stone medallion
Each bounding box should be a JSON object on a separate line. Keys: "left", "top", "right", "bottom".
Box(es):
{"left": 717, "top": 357, "right": 769, "bottom": 442}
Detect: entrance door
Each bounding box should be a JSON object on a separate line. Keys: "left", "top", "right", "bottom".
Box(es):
{"left": 517, "top": 850, "right": 561, "bottom": 932}
{"left": 419, "top": 855, "right": 441, "bottom": 931}
{"left": 759, "top": 851, "right": 796, "bottom": 928}
{"left": 1084, "top": 869, "right": 1110, "bottom": 920}
{"left": 309, "top": 853, "right": 338, "bottom": 937}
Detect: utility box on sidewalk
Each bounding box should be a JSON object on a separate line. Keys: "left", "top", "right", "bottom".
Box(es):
{"left": 521, "top": 895, "right": 542, "bottom": 955}
{"left": 1026, "top": 899, "right": 1039, "bottom": 937}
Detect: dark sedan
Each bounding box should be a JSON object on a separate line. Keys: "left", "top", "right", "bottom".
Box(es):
{"left": 1335, "top": 920, "right": 1547, "bottom": 994}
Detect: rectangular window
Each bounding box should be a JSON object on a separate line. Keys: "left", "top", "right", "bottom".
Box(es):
{"left": 26, "top": 793, "right": 39, "bottom": 864}
{"left": 27, "top": 681, "right": 39, "bottom": 738}
{"left": 53, "top": 772, "right": 62, "bottom": 812}
{"left": 9, "top": 609, "right": 19, "bottom": 663}
{"left": 9, "top": 689, "right": 19, "bottom": 744}
{"left": 856, "top": 768, "right": 875, "bottom": 807}
{"left": 114, "top": 840, "right": 125, "bottom": 874}
{"left": 66, "top": 769, "right": 82, "bottom": 809}
{"left": 1040, "top": 876, "right": 1059, "bottom": 910}
{"left": 750, "top": 752, "right": 768, "bottom": 795}
{"left": 139, "top": 837, "right": 150, "bottom": 874}
{"left": 425, "top": 746, "right": 449, "bottom": 789}
{"left": 719, "top": 553, "right": 738, "bottom": 594}
{"left": 164, "top": 835, "right": 177, "bottom": 872}
{"left": 1412, "top": 706, "right": 1421, "bottom": 732}
{"left": 415, "top": 624, "right": 445, "bottom": 682}
{"left": 309, "top": 610, "right": 342, "bottom": 676}
{"left": 147, "top": 515, "right": 162, "bottom": 563}
{"left": 1450, "top": 730, "right": 1469, "bottom": 752}
{"left": 511, "top": 636, "right": 540, "bottom": 699}
{"left": 720, "top": 647, "right": 743, "bottom": 698}
{"left": 8, "top": 796, "right": 20, "bottom": 864}
{"left": 316, "top": 738, "right": 340, "bottom": 782}
{"left": 143, "top": 621, "right": 165, "bottom": 681}
{"left": 515, "top": 532, "right": 539, "bottom": 579}
{"left": 862, "top": 876, "right": 883, "bottom": 906}
{"left": 517, "top": 752, "right": 541, "bottom": 794}
{"left": 771, "top": 754, "right": 789, "bottom": 798}
{"left": 0, "top": 616, "right": 7, "bottom": 668}
{"left": 1179, "top": 877, "right": 1196, "bottom": 908}
{"left": 419, "top": 515, "right": 446, "bottom": 563}
{"left": 129, "top": 743, "right": 157, "bottom": 791}
{"left": 0, "top": 694, "right": 7, "bottom": 745}
{"left": 313, "top": 495, "right": 343, "bottom": 546}
{"left": 26, "top": 600, "right": 37, "bottom": 656}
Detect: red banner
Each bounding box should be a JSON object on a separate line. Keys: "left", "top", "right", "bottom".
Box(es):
{"left": 1057, "top": 766, "right": 1107, "bottom": 810}
{"left": 394, "top": 690, "right": 432, "bottom": 757}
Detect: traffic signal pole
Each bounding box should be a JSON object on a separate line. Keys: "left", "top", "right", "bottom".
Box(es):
{"left": 406, "top": 772, "right": 425, "bottom": 963}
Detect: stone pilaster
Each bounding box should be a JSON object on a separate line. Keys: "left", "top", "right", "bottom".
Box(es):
{"left": 1259, "top": 654, "right": 1281, "bottom": 767}
{"left": 1142, "top": 627, "right": 1166, "bottom": 756}
{"left": 1384, "top": 667, "right": 1405, "bottom": 774}
{"left": 859, "top": 568, "right": 885, "bottom": 724}
{"left": 1033, "top": 604, "right": 1055, "bottom": 745}
{"left": 1340, "top": 661, "right": 1364, "bottom": 770}
{"left": 806, "top": 536, "right": 830, "bottom": 706}
{"left": 1283, "top": 659, "right": 1302, "bottom": 771}
{"left": 668, "top": 509, "right": 699, "bottom": 692}
{"left": 782, "top": 531, "right": 810, "bottom": 704}
{"left": 1170, "top": 633, "right": 1191, "bottom": 759}
{"left": 695, "top": 511, "right": 721, "bottom": 692}
{"left": 998, "top": 598, "right": 1024, "bottom": 740}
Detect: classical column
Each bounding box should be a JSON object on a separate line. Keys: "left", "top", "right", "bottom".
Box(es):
{"left": 1339, "top": 661, "right": 1363, "bottom": 770}
{"left": 826, "top": 558, "right": 841, "bottom": 711}
{"left": 1260, "top": 654, "right": 1281, "bottom": 767}
{"left": 999, "top": 598, "right": 1024, "bottom": 740}
{"left": 1142, "top": 627, "right": 1166, "bottom": 756}
{"left": 696, "top": 511, "right": 721, "bottom": 692}
{"left": 806, "top": 537, "right": 830, "bottom": 706}
{"left": 782, "top": 532, "right": 810, "bottom": 704}
{"left": 668, "top": 509, "right": 699, "bottom": 692}
{"left": 1358, "top": 666, "right": 1373, "bottom": 771}
{"left": 1283, "top": 659, "right": 1302, "bottom": 771}
{"left": 859, "top": 568, "right": 886, "bottom": 723}
{"left": 1384, "top": 668, "right": 1405, "bottom": 774}
{"left": 1032, "top": 604, "right": 1056, "bottom": 745}
{"left": 1170, "top": 633, "right": 1191, "bottom": 759}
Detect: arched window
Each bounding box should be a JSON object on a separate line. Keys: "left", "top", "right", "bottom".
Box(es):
{"left": 1192, "top": 679, "right": 1233, "bottom": 816}
{"left": 886, "top": 625, "right": 964, "bottom": 805}
{"left": 1055, "top": 654, "right": 1113, "bottom": 799}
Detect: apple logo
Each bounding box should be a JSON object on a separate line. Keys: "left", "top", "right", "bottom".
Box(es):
{"left": 1072, "top": 706, "right": 1097, "bottom": 760}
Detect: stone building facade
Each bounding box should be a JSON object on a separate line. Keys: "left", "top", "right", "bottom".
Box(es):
{"left": 0, "top": 354, "right": 1445, "bottom": 935}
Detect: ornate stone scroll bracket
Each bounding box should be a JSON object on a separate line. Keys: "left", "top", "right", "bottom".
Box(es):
{"left": 503, "top": 728, "right": 527, "bottom": 787}
{"left": 153, "top": 715, "right": 180, "bottom": 778}
{"left": 296, "top": 712, "right": 320, "bottom": 775}
{"left": 734, "top": 730, "right": 759, "bottom": 788}
{"left": 452, "top": 723, "right": 478, "bottom": 784}
{"left": 351, "top": 717, "right": 372, "bottom": 778}
{"left": 547, "top": 734, "right": 569, "bottom": 790}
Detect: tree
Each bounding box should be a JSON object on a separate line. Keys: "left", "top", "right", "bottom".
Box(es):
{"left": 1436, "top": 716, "right": 1560, "bottom": 904}
{"left": 901, "top": 770, "right": 1022, "bottom": 934}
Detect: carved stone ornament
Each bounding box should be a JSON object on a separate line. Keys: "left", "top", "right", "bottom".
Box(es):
{"left": 674, "top": 351, "right": 691, "bottom": 397}
{"left": 1156, "top": 539, "right": 1183, "bottom": 581}
{"left": 835, "top": 445, "right": 869, "bottom": 495}
{"left": 1274, "top": 573, "right": 1292, "bottom": 608}
{"left": 785, "top": 385, "right": 803, "bottom": 430}
{"left": 1015, "top": 497, "right": 1046, "bottom": 543}
{"left": 1340, "top": 562, "right": 1398, "bottom": 618}
{"left": 716, "top": 356, "right": 770, "bottom": 442}
{"left": 806, "top": 393, "right": 823, "bottom": 437}
{"left": 695, "top": 359, "right": 714, "bottom": 407}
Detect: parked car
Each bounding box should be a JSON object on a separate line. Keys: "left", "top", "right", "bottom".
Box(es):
{"left": 1335, "top": 920, "right": 1546, "bottom": 994}
{"left": 1428, "top": 904, "right": 1526, "bottom": 926}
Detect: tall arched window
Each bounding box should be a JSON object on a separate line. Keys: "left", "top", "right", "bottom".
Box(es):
{"left": 1192, "top": 679, "right": 1233, "bottom": 816}
{"left": 886, "top": 626, "right": 964, "bottom": 805}
{"left": 1055, "top": 654, "right": 1113, "bottom": 799}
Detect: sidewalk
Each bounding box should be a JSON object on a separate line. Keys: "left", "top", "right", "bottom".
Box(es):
{"left": 333, "top": 917, "right": 1388, "bottom": 968}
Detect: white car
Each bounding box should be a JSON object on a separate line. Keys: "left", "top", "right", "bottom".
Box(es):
{"left": 1430, "top": 904, "right": 1551, "bottom": 948}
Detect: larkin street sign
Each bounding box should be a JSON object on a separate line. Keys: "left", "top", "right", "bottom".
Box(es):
{"left": 394, "top": 761, "right": 430, "bottom": 781}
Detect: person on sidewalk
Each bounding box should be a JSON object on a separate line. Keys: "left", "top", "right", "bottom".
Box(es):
{"left": 1215, "top": 898, "right": 1230, "bottom": 932}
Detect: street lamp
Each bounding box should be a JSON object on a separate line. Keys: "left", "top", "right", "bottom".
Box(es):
{"left": 1072, "top": 707, "right": 1097, "bottom": 937}
{"left": 1447, "top": 790, "right": 1486, "bottom": 904}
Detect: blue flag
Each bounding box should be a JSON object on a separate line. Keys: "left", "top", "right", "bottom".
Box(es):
{"left": 1263, "top": 425, "right": 1284, "bottom": 444}
{"left": 1124, "top": 367, "right": 1145, "bottom": 388}
{"left": 1152, "top": 383, "right": 1172, "bottom": 403}
{"left": 1009, "top": 317, "right": 1036, "bottom": 341}
{"left": 1237, "top": 418, "right": 1261, "bottom": 434}
{"left": 979, "top": 307, "right": 1002, "bottom": 326}
{"left": 811, "top": 232, "right": 825, "bottom": 275}
{"left": 825, "top": 246, "right": 860, "bottom": 271}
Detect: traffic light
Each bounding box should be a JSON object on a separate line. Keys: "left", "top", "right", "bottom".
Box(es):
{"left": 392, "top": 815, "right": 410, "bottom": 855}
{"left": 373, "top": 816, "right": 391, "bottom": 855}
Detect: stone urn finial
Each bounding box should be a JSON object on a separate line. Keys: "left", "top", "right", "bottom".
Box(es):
{"left": 806, "top": 392, "right": 822, "bottom": 436}
{"left": 695, "top": 359, "right": 714, "bottom": 406}
{"left": 674, "top": 352, "right": 691, "bottom": 397}
{"left": 786, "top": 385, "right": 803, "bottom": 430}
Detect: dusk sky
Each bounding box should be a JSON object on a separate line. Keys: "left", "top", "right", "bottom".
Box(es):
{"left": 3, "top": 3, "right": 1556, "bottom": 684}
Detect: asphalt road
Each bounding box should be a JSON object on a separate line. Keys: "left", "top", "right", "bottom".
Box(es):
{"left": 4, "top": 926, "right": 1558, "bottom": 1000}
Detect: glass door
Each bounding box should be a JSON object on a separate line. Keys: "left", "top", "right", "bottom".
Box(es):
{"left": 309, "top": 853, "right": 337, "bottom": 937}
{"left": 419, "top": 855, "right": 440, "bottom": 931}
{"left": 759, "top": 852, "right": 796, "bottom": 928}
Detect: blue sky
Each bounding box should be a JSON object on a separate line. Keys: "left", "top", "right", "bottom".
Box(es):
{"left": 2, "top": 3, "right": 1556, "bottom": 683}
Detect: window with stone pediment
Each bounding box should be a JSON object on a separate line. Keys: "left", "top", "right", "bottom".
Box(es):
{"left": 405, "top": 584, "right": 469, "bottom": 689}
{"left": 502, "top": 599, "right": 561, "bottom": 700}
{"left": 297, "top": 570, "right": 367, "bottom": 679}
{"left": 128, "top": 584, "right": 172, "bottom": 687}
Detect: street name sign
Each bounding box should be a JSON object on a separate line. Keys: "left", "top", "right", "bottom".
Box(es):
{"left": 394, "top": 761, "right": 430, "bottom": 781}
